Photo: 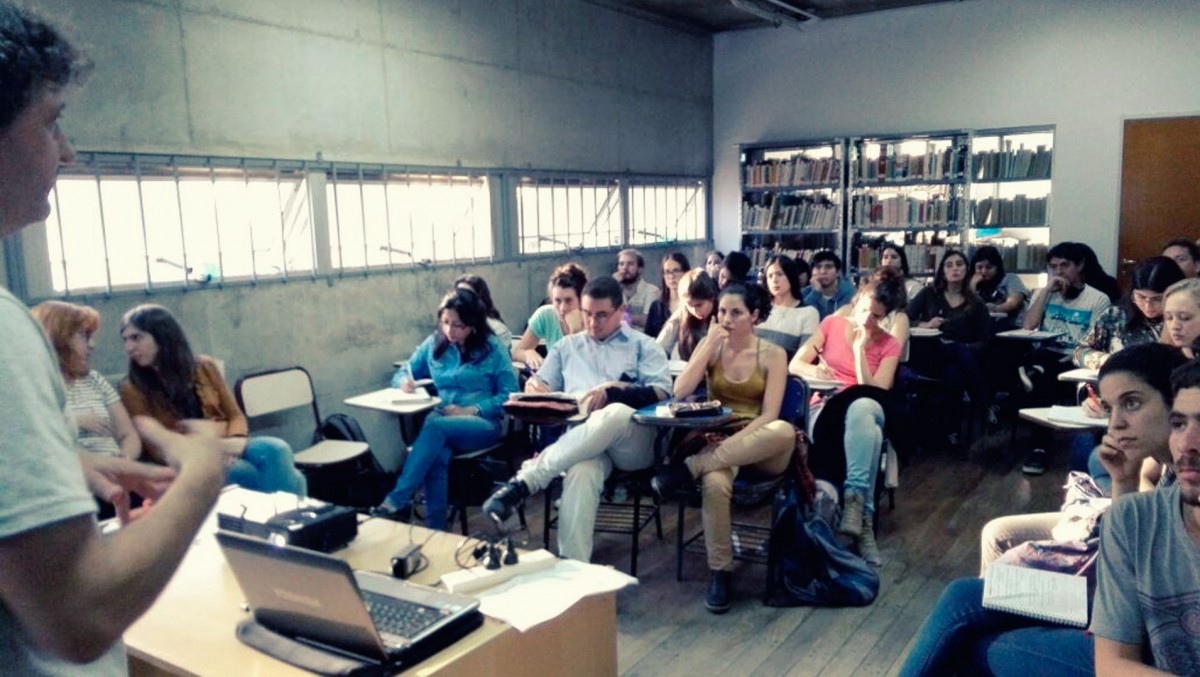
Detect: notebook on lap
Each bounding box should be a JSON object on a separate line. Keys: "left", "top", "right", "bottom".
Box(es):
{"left": 216, "top": 530, "right": 482, "bottom": 670}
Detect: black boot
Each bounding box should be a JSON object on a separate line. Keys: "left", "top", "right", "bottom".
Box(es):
{"left": 651, "top": 464, "right": 697, "bottom": 502}
{"left": 368, "top": 502, "right": 412, "bottom": 523}
{"left": 482, "top": 479, "right": 529, "bottom": 523}
{"left": 705, "top": 569, "right": 732, "bottom": 614}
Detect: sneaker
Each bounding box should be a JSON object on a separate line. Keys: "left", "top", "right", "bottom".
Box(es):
{"left": 1022, "top": 448, "right": 1048, "bottom": 476}
{"left": 705, "top": 569, "right": 732, "bottom": 614}
{"left": 857, "top": 514, "right": 883, "bottom": 567}
{"left": 482, "top": 479, "right": 529, "bottom": 524}
{"left": 1018, "top": 365, "right": 1044, "bottom": 393}
{"left": 651, "top": 464, "right": 697, "bottom": 502}
{"left": 838, "top": 489, "right": 865, "bottom": 538}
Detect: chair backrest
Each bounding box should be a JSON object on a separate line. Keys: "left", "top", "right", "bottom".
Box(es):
{"left": 780, "top": 376, "right": 811, "bottom": 430}
{"left": 235, "top": 366, "right": 320, "bottom": 424}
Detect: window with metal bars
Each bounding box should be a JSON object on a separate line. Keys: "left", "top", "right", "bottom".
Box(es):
{"left": 32, "top": 153, "right": 706, "bottom": 297}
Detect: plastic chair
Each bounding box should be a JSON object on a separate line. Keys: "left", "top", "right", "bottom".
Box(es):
{"left": 235, "top": 367, "right": 374, "bottom": 506}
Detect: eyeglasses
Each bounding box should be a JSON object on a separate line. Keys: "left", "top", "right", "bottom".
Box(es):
{"left": 663, "top": 267, "right": 684, "bottom": 276}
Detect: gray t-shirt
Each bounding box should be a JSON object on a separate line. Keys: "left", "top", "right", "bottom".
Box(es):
{"left": 0, "top": 288, "right": 126, "bottom": 675}
{"left": 1091, "top": 484, "right": 1200, "bottom": 673}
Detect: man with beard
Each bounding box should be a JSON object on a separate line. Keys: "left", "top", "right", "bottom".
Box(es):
{"left": 613, "top": 248, "right": 659, "bottom": 332}
{"left": 1091, "top": 358, "right": 1200, "bottom": 674}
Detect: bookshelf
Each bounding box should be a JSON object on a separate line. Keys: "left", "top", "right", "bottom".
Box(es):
{"left": 736, "top": 126, "right": 1054, "bottom": 280}
{"left": 739, "top": 139, "right": 846, "bottom": 271}
{"left": 846, "top": 131, "right": 969, "bottom": 278}
{"left": 965, "top": 126, "right": 1054, "bottom": 274}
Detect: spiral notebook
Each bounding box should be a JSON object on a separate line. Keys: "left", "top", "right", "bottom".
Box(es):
{"left": 982, "top": 564, "right": 1089, "bottom": 628}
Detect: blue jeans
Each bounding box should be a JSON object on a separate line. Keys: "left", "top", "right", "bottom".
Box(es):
{"left": 844, "top": 398, "right": 884, "bottom": 514}
{"left": 898, "top": 577, "right": 1093, "bottom": 677}
{"left": 384, "top": 413, "right": 500, "bottom": 531}
{"left": 226, "top": 436, "right": 307, "bottom": 496}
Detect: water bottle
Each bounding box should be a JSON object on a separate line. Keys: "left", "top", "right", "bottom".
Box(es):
{"left": 391, "top": 361, "right": 412, "bottom": 389}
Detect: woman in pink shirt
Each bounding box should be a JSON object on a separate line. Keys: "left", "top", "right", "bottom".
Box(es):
{"left": 789, "top": 273, "right": 906, "bottom": 566}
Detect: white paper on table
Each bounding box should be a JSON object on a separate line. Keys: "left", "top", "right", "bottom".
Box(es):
{"left": 1047, "top": 404, "right": 1107, "bottom": 427}
{"left": 473, "top": 560, "right": 637, "bottom": 632}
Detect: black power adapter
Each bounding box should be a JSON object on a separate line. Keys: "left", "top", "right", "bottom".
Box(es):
{"left": 390, "top": 544, "right": 423, "bottom": 579}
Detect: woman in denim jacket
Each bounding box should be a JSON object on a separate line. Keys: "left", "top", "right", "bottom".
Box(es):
{"left": 372, "top": 288, "right": 517, "bottom": 528}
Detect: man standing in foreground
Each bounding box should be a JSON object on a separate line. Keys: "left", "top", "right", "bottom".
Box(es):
{"left": 0, "top": 5, "right": 226, "bottom": 673}
{"left": 1091, "top": 359, "right": 1200, "bottom": 674}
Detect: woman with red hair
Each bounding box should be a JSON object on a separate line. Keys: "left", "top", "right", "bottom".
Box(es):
{"left": 30, "top": 301, "right": 141, "bottom": 459}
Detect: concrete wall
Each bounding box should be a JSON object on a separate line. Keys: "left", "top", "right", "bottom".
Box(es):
{"left": 16, "top": 0, "right": 714, "bottom": 469}
{"left": 712, "top": 0, "right": 1200, "bottom": 270}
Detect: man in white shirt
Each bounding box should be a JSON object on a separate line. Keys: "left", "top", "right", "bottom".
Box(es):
{"left": 614, "top": 248, "right": 660, "bottom": 331}
{"left": 483, "top": 276, "right": 670, "bottom": 562}
{"left": 0, "top": 6, "right": 226, "bottom": 674}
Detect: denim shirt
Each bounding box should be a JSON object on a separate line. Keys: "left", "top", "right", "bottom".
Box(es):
{"left": 803, "top": 277, "right": 857, "bottom": 320}
{"left": 406, "top": 335, "right": 517, "bottom": 422}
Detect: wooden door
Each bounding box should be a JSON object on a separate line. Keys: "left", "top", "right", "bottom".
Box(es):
{"left": 1119, "top": 116, "right": 1200, "bottom": 282}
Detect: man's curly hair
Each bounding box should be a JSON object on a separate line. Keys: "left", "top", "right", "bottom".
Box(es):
{"left": 0, "top": 3, "right": 90, "bottom": 131}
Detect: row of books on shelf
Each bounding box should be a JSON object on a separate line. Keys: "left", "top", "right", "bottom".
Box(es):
{"left": 746, "top": 246, "right": 825, "bottom": 271}
{"left": 742, "top": 194, "right": 840, "bottom": 231}
{"left": 853, "top": 142, "right": 967, "bottom": 183}
{"left": 849, "top": 238, "right": 1049, "bottom": 274}
{"left": 972, "top": 195, "right": 1049, "bottom": 227}
{"left": 970, "top": 238, "right": 1050, "bottom": 272}
{"left": 743, "top": 156, "right": 842, "bottom": 188}
{"left": 972, "top": 145, "right": 1052, "bottom": 181}
{"left": 851, "top": 195, "right": 963, "bottom": 229}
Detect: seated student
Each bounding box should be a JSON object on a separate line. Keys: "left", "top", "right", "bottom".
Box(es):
{"left": 1074, "top": 256, "right": 1184, "bottom": 369}
{"left": 1092, "top": 358, "right": 1200, "bottom": 674}
{"left": 1162, "top": 236, "right": 1200, "bottom": 278}
{"left": 718, "top": 250, "right": 752, "bottom": 290}
{"left": 802, "top": 250, "right": 857, "bottom": 320}
{"left": 969, "top": 245, "right": 1029, "bottom": 330}
{"left": 907, "top": 250, "right": 992, "bottom": 449}
{"left": 513, "top": 262, "right": 587, "bottom": 369}
{"left": 482, "top": 276, "right": 671, "bottom": 562}
{"left": 118, "top": 304, "right": 307, "bottom": 495}
{"left": 756, "top": 254, "right": 820, "bottom": 358}
{"left": 704, "top": 250, "right": 725, "bottom": 280}
{"left": 1019, "top": 242, "right": 1113, "bottom": 474}
{"left": 644, "top": 252, "right": 690, "bottom": 339}
{"left": 836, "top": 266, "right": 911, "bottom": 361}
{"left": 899, "top": 343, "right": 1187, "bottom": 677}
{"left": 790, "top": 274, "right": 907, "bottom": 566}
{"left": 31, "top": 301, "right": 141, "bottom": 459}
{"left": 651, "top": 283, "right": 794, "bottom": 613}
{"left": 879, "top": 241, "right": 926, "bottom": 302}
{"left": 454, "top": 273, "right": 512, "bottom": 353}
{"left": 372, "top": 289, "right": 517, "bottom": 528}
{"left": 1079, "top": 243, "right": 1122, "bottom": 305}
{"left": 657, "top": 269, "right": 718, "bottom": 361}
{"left": 614, "top": 248, "right": 660, "bottom": 332}
{"left": 1164, "top": 278, "right": 1200, "bottom": 359}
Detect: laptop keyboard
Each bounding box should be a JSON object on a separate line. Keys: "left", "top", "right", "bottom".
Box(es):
{"left": 362, "top": 590, "right": 442, "bottom": 640}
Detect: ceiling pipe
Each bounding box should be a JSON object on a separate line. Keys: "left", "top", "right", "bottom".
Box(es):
{"left": 729, "top": 0, "right": 815, "bottom": 31}
{"left": 760, "top": 0, "right": 821, "bottom": 22}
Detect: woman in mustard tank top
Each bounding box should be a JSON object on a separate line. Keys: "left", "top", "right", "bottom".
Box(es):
{"left": 652, "top": 282, "right": 796, "bottom": 614}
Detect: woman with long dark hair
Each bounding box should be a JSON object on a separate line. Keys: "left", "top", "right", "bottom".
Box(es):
{"left": 968, "top": 245, "right": 1028, "bottom": 327}
{"left": 1074, "top": 256, "right": 1184, "bottom": 369}
{"left": 454, "top": 273, "right": 512, "bottom": 350}
{"left": 373, "top": 288, "right": 517, "bottom": 526}
{"left": 653, "top": 283, "right": 794, "bottom": 613}
{"left": 645, "top": 252, "right": 690, "bottom": 338}
{"left": 879, "top": 242, "right": 925, "bottom": 301}
{"left": 756, "top": 254, "right": 820, "bottom": 358}
{"left": 118, "top": 304, "right": 306, "bottom": 495}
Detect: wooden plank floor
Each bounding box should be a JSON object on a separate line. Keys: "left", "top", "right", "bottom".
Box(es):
{"left": 455, "top": 425, "right": 1071, "bottom": 676}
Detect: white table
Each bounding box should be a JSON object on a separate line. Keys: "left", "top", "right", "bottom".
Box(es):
{"left": 1058, "top": 367, "right": 1099, "bottom": 384}
{"left": 345, "top": 387, "right": 441, "bottom": 446}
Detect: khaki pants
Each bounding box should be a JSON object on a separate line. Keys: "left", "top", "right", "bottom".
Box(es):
{"left": 690, "top": 420, "right": 796, "bottom": 571}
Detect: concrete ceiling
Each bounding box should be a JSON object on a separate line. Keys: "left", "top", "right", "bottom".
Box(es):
{"left": 585, "top": 0, "right": 962, "bottom": 33}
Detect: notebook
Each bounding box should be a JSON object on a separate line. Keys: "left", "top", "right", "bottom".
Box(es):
{"left": 216, "top": 530, "right": 482, "bottom": 669}
{"left": 982, "top": 563, "right": 1089, "bottom": 628}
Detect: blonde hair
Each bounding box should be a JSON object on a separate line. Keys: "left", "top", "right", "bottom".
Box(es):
{"left": 1164, "top": 278, "right": 1200, "bottom": 308}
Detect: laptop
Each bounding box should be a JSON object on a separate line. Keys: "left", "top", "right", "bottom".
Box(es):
{"left": 216, "top": 530, "right": 482, "bottom": 669}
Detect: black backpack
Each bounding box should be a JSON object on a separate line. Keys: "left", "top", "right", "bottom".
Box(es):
{"left": 317, "top": 413, "right": 368, "bottom": 443}
{"left": 307, "top": 413, "right": 394, "bottom": 508}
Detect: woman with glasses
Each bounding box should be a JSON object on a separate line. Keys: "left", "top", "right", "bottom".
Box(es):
{"left": 645, "top": 252, "right": 690, "bottom": 338}
{"left": 1073, "top": 257, "right": 1184, "bottom": 369}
